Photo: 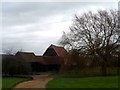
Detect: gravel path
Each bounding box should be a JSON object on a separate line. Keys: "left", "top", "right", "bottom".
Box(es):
{"left": 13, "top": 74, "right": 53, "bottom": 90}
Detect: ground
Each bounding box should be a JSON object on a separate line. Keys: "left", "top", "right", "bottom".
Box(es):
{"left": 2, "top": 75, "right": 119, "bottom": 89}
{"left": 13, "top": 74, "right": 53, "bottom": 89}
{"left": 2, "top": 77, "right": 31, "bottom": 88}
{"left": 46, "top": 76, "right": 119, "bottom": 88}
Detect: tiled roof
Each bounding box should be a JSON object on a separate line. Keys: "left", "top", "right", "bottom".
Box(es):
{"left": 35, "top": 56, "right": 47, "bottom": 64}
{"left": 15, "top": 52, "right": 62, "bottom": 65}
{"left": 48, "top": 44, "right": 68, "bottom": 57}
{"left": 48, "top": 44, "right": 68, "bottom": 63}
{"left": 43, "top": 56, "right": 63, "bottom": 64}
{"left": 15, "top": 52, "right": 37, "bottom": 62}
{"left": 15, "top": 44, "right": 68, "bottom": 65}
{"left": 2, "top": 54, "right": 15, "bottom": 60}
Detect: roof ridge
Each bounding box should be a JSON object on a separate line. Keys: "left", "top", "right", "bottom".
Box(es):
{"left": 17, "top": 51, "right": 35, "bottom": 54}
{"left": 50, "top": 44, "right": 64, "bottom": 48}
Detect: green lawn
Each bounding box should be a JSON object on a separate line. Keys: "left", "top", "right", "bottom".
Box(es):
{"left": 0, "top": 77, "right": 2, "bottom": 89}
{"left": 46, "top": 76, "right": 119, "bottom": 88}
{"left": 2, "top": 77, "right": 32, "bottom": 89}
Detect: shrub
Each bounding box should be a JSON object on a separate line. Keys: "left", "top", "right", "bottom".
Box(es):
{"left": 2, "top": 56, "right": 31, "bottom": 76}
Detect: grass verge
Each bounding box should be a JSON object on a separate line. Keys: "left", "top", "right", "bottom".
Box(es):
{"left": 46, "top": 76, "right": 119, "bottom": 89}
{"left": 2, "top": 76, "right": 32, "bottom": 89}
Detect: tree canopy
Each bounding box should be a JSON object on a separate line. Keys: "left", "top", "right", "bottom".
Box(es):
{"left": 60, "top": 10, "right": 119, "bottom": 75}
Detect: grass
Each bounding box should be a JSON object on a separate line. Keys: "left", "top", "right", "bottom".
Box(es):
{"left": 46, "top": 76, "right": 119, "bottom": 88}
{"left": 2, "top": 77, "right": 32, "bottom": 89}
{"left": 0, "top": 77, "right": 2, "bottom": 90}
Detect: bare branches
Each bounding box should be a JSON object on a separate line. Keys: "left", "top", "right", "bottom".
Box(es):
{"left": 59, "top": 9, "right": 119, "bottom": 76}
{"left": 3, "top": 48, "right": 23, "bottom": 55}
{"left": 60, "top": 9, "right": 119, "bottom": 56}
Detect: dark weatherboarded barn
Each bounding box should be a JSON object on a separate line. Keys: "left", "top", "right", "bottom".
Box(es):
{"left": 43, "top": 44, "right": 68, "bottom": 64}
{"left": 3, "top": 44, "right": 68, "bottom": 72}
{"left": 15, "top": 52, "right": 47, "bottom": 72}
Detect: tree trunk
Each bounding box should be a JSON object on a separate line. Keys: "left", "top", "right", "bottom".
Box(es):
{"left": 101, "top": 60, "right": 107, "bottom": 76}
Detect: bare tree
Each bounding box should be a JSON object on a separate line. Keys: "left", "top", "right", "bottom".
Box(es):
{"left": 3, "top": 48, "right": 13, "bottom": 55}
{"left": 3, "top": 48, "right": 23, "bottom": 55}
{"left": 60, "top": 10, "right": 119, "bottom": 76}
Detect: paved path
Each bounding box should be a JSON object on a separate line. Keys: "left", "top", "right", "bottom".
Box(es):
{"left": 13, "top": 74, "right": 53, "bottom": 90}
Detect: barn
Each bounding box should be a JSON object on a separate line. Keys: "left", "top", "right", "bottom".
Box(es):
{"left": 43, "top": 44, "right": 68, "bottom": 61}
{"left": 15, "top": 52, "right": 47, "bottom": 72}
{"left": 15, "top": 44, "right": 68, "bottom": 72}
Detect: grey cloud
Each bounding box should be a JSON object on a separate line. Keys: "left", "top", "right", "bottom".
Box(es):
{"left": 2, "top": 2, "right": 82, "bottom": 26}
{"left": 2, "top": 2, "right": 117, "bottom": 54}
{"left": 3, "top": 2, "right": 111, "bottom": 27}
{"left": 2, "top": 36, "right": 59, "bottom": 55}
{"left": 3, "top": 2, "right": 117, "bottom": 27}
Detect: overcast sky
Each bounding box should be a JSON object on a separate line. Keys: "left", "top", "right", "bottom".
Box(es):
{"left": 1, "top": 1, "right": 118, "bottom": 55}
